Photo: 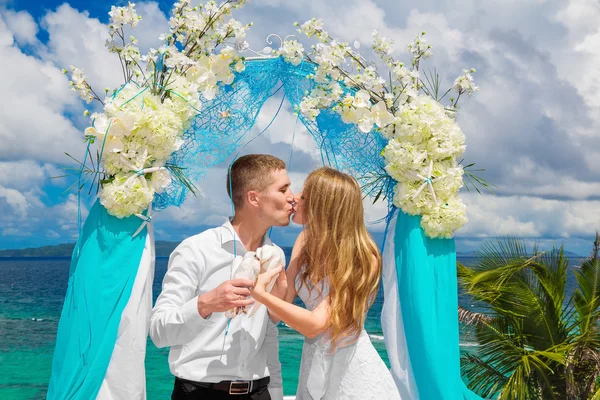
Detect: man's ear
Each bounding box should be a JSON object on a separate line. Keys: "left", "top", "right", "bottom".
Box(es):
{"left": 247, "top": 190, "right": 259, "bottom": 207}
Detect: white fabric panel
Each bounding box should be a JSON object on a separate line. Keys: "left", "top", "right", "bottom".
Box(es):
{"left": 380, "top": 213, "right": 419, "bottom": 400}
{"left": 97, "top": 225, "right": 155, "bottom": 400}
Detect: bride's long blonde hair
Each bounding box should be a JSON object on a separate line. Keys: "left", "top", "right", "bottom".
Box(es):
{"left": 297, "top": 167, "right": 382, "bottom": 350}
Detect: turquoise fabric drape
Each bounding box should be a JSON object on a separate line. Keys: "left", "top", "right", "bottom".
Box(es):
{"left": 394, "top": 210, "right": 482, "bottom": 400}
{"left": 47, "top": 199, "right": 148, "bottom": 400}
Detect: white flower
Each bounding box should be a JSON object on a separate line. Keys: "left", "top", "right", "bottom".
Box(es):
{"left": 408, "top": 32, "right": 432, "bottom": 59}
{"left": 371, "top": 101, "right": 394, "bottom": 128}
{"left": 299, "top": 18, "right": 324, "bottom": 38}
{"left": 100, "top": 173, "right": 155, "bottom": 219}
{"left": 68, "top": 66, "right": 93, "bottom": 103}
{"left": 453, "top": 68, "right": 479, "bottom": 95}
{"left": 108, "top": 2, "right": 141, "bottom": 31}
{"left": 352, "top": 90, "right": 371, "bottom": 108}
{"left": 299, "top": 96, "right": 320, "bottom": 120}
{"left": 372, "top": 30, "right": 394, "bottom": 62}
{"left": 277, "top": 39, "right": 305, "bottom": 66}
{"left": 420, "top": 197, "right": 468, "bottom": 239}
{"left": 151, "top": 169, "right": 172, "bottom": 193}
{"left": 234, "top": 60, "right": 245, "bottom": 73}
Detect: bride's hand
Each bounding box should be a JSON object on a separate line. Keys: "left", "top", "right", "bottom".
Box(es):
{"left": 270, "top": 265, "right": 288, "bottom": 300}
{"left": 252, "top": 266, "right": 284, "bottom": 298}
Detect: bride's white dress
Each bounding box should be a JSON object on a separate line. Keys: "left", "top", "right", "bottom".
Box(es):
{"left": 295, "top": 275, "right": 401, "bottom": 400}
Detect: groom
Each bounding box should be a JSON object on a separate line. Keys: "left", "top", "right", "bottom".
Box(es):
{"left": 150, "top": 154, "right": 293, "bottom": 400}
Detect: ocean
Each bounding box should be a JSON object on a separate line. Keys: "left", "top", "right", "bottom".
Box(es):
{"left": 0, "top": 252, "right": 585, "bottom": 399}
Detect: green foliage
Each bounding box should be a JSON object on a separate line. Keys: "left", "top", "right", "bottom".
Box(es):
{"left": 458, "top": 235, "right": 600, "bottom": 399}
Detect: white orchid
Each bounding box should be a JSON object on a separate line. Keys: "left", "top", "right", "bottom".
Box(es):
{"left": 371, "top": 101, "right": 395, "bottom": 128}
{"left": 453, "top": 68, "right": 479, "bottom": 96}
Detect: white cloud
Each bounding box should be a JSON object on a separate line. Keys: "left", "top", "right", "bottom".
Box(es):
{"left": 462, "top": 193, "right": 600, "bottom": 238}
{"left": 255, "top": 95, "right": 322, "bottom": 162}
{"left": 1, "top": 8, "right": 38, "bottom": 45}
{"left": 0, "top": 14, "right": 83, "bottom": 164}
{"left": 0, "top": 185, "right": 84, "bottom": 242}
{"left": 40, "top": 4, "right": 127, "bottom": 96}
{"left": 0, "top": 185, "right": 29, "bottom": 218}
{"left": 0, "top": 160, "right": 58, "bottom": 189}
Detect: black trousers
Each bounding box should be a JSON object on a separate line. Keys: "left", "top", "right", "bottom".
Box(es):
{"left": 171, "top": 378, "right": 271, "bottom": 400}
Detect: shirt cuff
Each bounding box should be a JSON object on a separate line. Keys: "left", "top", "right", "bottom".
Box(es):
{"left": 182, "top": 296, "right": 213, "bottom": 328}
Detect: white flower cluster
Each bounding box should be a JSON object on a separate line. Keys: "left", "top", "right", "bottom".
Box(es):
{"left": 453, "top": 68, "right": 479, "bottom": 96}
{"left": 407, "top": 31, "right": 432, "bottom": 62}
{"left": 275, "top": 39, "right": 304, "bottom": 66}
{"left": 183, "top": 46, "right": 245, "bottom": 100}
{"left": 372, "top": 30, "right": 394, "bottom": 63}
{"left": 65, "top": 66, "right": 93, "bottom": 103}
{"left": 108, "top": 2, "right": 141, "bottom": 31}
{"left": 168, "top": 0, "right": 250, "bottom": 56}
{"left": 279, "top": 22, "right": 477, "bottom": 238}
{"left": 66, "top": 0, "right": 249, "bottom": 219}
{"left": 383, "top": 96, "right": 467, "bottom": 238}
{"left": 297, "top": 18, "right": 328, "bottom": 41}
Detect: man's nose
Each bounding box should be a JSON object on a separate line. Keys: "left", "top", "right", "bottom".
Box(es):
{"left": 287, "top": 189, "right": 295, "bottom": 201}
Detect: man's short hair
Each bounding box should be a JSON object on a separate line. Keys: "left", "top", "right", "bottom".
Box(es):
{"left": 226, "top": 154, "right": 286, "bottom": 209}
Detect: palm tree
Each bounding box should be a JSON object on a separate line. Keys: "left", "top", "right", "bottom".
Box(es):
{"left": 457, "top": 234, "right": 600, "bottom": 400}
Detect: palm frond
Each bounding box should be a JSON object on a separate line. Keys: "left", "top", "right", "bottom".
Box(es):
{"left": 590, "top": 381, "right": 600, "bottom": 400}
{"left": 461, "top": 353, "right": 508, "bottom": 397}
{"left": 573, "top": 257, "right": 600, "bottom": 334}
{"left": 458, "top": 305, "right": 492, "bottom": 326}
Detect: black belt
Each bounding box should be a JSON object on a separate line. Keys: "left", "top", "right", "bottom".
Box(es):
{"left": 176, "top": 376, "right": 270, "bottom": 395}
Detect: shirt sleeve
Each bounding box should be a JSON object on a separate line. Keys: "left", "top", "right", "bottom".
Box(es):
{"left": 265, "top": 319, "right": 283, "bottom": 399}
{"left": 149, "top": 239, "right": 214, "bottom": 348}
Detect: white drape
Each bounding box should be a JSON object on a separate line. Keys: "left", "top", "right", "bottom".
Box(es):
{"left": 380, "top": 212, "right": 419, "bottom": 399}
{"left": 97, "top": 225, "right": 155, "bottom": 400}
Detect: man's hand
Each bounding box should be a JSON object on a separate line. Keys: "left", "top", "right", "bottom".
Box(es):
{"left": 197, "top": 279, "right": 255, "bottom": 319}
{"left": 269, "top": 265, "right": 288, "bottom": 300}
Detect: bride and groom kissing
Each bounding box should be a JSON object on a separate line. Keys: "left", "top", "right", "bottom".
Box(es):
{"left": 150, "top": 154, "right": 401, "bottom": 400}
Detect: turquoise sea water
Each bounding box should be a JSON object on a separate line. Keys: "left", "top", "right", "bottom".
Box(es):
{"left": 0, "top": 253, "right": 584, "bottom": 399}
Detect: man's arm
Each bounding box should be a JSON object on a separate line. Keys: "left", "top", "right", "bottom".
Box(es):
{"left": 149, "top": 241, "right": 212, "bottom": 348}
{"left": 149, "top": 241, "right": 255, "bottom": 348}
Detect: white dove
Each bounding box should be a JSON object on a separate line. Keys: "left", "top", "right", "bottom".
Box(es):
{"left": 246, "top": 244, "right": 284, "bottom": 317}
{"left": 224, "top": 251, "right": 260, "bottom": 319}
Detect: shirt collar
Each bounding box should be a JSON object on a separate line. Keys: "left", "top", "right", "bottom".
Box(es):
{"left": 220, "top": 219, "right": 273, "bottom": 252}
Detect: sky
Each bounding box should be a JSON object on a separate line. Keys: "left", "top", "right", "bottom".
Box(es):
{"left": 0, "top": 0, "right": 598, "bottom": 255}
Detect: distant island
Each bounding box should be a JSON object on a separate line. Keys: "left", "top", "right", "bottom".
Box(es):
{"left": 0, "top": 241, "right": 184, "bottom": 258}
{"left": 0, "top": 242, "right": 584, "bottom": 258}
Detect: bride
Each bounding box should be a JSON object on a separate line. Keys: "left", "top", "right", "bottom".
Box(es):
{"left": 251, "top": 167, "right": 401, "bottom": 400}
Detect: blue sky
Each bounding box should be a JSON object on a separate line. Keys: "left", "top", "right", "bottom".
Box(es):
{"left": 0, "top": 0, "right": 598, "bottom": 255}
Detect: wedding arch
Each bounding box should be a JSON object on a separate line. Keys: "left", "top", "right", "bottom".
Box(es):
{"left": 48, "top": 1, "right": 483, "bottom": 399}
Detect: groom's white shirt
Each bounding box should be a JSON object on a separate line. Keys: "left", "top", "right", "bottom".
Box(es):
{"left": 149, "top": 220, "right": 284, "bottom": 394}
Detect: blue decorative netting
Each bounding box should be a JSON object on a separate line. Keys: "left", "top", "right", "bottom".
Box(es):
{"left": 153, "top": 57, "right": 394, "bottom": 215}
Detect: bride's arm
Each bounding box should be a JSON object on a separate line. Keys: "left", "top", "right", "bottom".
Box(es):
{"left": 254, "top": 272, "right": 330, "bottom": 339}
{"left": 267, "top": 231, "right": 305, "bottom": 323}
